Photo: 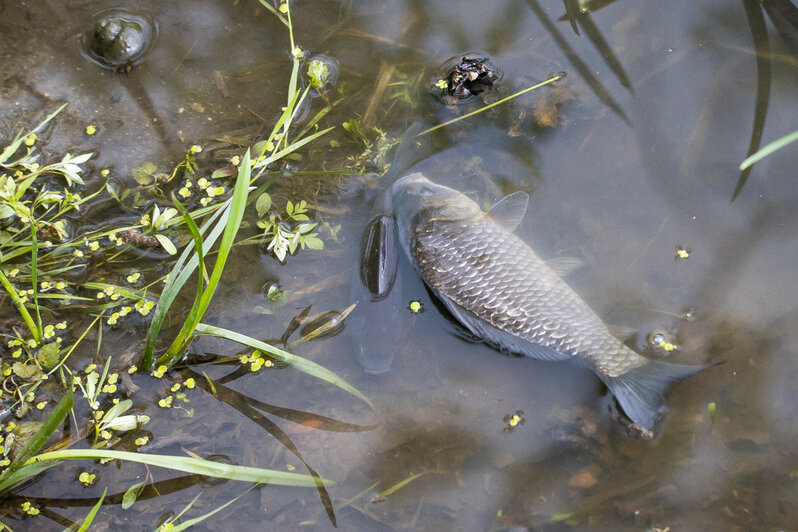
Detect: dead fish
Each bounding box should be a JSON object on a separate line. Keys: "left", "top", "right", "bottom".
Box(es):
{"left": 390, "top": 172, "right": 713, "bottom": 435}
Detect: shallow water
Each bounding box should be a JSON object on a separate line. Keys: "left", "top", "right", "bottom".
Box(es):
{"left": 2, "top": 0, "right": 797, "bottom": 530}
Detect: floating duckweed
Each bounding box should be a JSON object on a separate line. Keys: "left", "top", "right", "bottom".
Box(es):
{"left": 158, "top": 396, "right": 173, "bottom": 408}
{"left": 36, "top": 401, "right": 47, "bottom": 410}
{"left": 126, "top": 272, "right": 141, "bottom": 283}
{"left": 40, "top": 281, "right": 51, "bottom": 290}
{"left": 85, "top": 364, "right": 97, "bottom": 373}
{"left": 189, "top": 144, "right": 202, "bottom": 154}
{"left": 96, "top": 292, "right": 106, "bottom": 299}
{"left": 26, "top": 339, "right": 37, "bottom": 348}
{"left": 230, "top": 155, "right": 240, "bottom": 166}
{"left": 503, "top": 410, "right": 525, "bottom": 431}
{"left": 435, "top": 78, "right": 449, "bottom": 89}
{"left": 21, "top": 501, "right": 40, "bottom": 515}
{"left": 100, "top": 430, "right": 112, "bottom": 440}
{"left": 102, "top": 383, "right": 117, "bottom": 394}
{"left": 170, "top": 382, "right": 181, "bottom": 392}
{"left": 24, "top": 133, "right": 37, "bottom": 146}
{"left": 197, "top": 177, "right": 209, "bottom": 189}
{"left": 292, "top": 46, "right": 304, "bottom": 59}
{"left": 119, "top": 306, "right": 132, "bottom": 317}
{"left": 184, "top": 378, "right": 196, "bottom": 389}
{"left": 409, "top": 300, "right": 423, "bottom": 313}
{"left": 78, "top": 471, "right": 96, "bottom": 485}
{"left": 128, "top": 365, "right": 138, "bottom": 374}
{"left": 73, "top": 249, "right": 84, "bottom": 258}
{"left": 86, "top": 124, "right": 97, "bottom": 135}
{"left": 200, "top": 197, "right": 212, "bottom": 206}
{"left": 178, "top": 186, "right": 191, "bottom": 198}
{"left": 11, "top": 349, "right": 22, "bottom": 359}
{"left": 139, "top": 214, "right": 151, "bottom": 226}
{"left": 88, "top": 241, "right": 100, "bottom": 251}
{"left": 8, "top": 268, "right": 19, "bottom": 277}
{"left": 107, "top": 313, "right": 120, "bottom": 325}
{"left": 56, "top": 282, "right": 67, "bottom": 290}
{"left": 675, "top": 246, "right": 691, "bottom": 259}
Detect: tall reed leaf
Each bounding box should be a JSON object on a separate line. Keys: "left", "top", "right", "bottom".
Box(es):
{"left": 20, "top": 449, "right": 327, "bottom": 487}
{"left": 141, "top": 202, "right": 229, "bottom": 370}
{"left": 194, "top": 322, "right": 374, "bottom": 409}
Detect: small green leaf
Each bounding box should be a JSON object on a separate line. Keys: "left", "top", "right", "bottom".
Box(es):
{"left": 12, "top": 362, "right": 40, "bottom": 380}
{"left": 121, "top": 480, "right": 147, "bottom": 510}
{"left": 154, "top": 234, "right": 177, "bottom": 255}
{"left": 131, "top": 162, "right": 158, "bottom": 186}
{"left": 307, "top": 60, "right": 329, "bottom": 89}
{"left": 303, "top": 235, "right": 324, "bottom": 250}
{"left": 256, "top": 193, "right": 272, "bottom": 218}
{"left": 37, "top": 342, "right": 61, "bottom": 370}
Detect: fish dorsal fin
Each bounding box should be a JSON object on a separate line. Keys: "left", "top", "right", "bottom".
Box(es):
{"left": 486, "top": 191, "right": 529, "bottom": 231}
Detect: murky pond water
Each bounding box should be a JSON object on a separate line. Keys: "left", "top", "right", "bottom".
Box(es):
{"left": 2, "top": 0, "right": 797, "bottom": 530}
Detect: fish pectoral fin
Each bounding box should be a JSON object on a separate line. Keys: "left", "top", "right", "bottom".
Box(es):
{"left": 601, "top": 359, "right": 715, "bottom": 435}
{"left": 487, "top": 191, "right": 529, "bottom": 232}
{"left": 440, "top": 296, "right": 573, "bottom": 362}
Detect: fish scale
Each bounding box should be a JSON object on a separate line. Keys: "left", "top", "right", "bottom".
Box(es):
{"left": 391, "top": 172, "right": 712, "bottom": 435}
{"left": 411, "top": 212, "right": 645, "bottom": 377}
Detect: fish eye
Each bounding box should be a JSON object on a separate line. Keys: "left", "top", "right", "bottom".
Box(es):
{"left": 419, "top": 186, "right": 434, "bottom": 196}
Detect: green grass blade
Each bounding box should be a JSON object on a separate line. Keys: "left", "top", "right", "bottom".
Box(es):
{"left": 0, "top": 460, "right": 61, "bottom": 494}
{"left": 141, "top": 203, "right": 229, "bottom": 370}
{"left": 0, "top": 103, "right": 67, "bottom": 165}
{"left": 739, "top": 128, "right": 798, "bottom": 170}
{"left": 0, "top": 386, "right": 73, "bottom": 492}
{"left": 255, "top": 126, "right": 335, "bottom": 173}
{"left": 193, "top": 322, "right": 373, "bottom": 409}
{"left": 418, "top": 75, "right": 562, "bottom": 137}
{"left": 173, "top": 195, "right": 207, "bottom": 341}
{"left": 157, "top": 149, "right": 251, "bottom": 367}
{"left": 163, "top": 486, "right": 254, "bottom": 532}
{"left": 29, "top": 223, "right": 43, "bottom": 340}
{"left": 75, "top": 486, "right": 107, "bottom": 532}
{"left": 24, "top": 449, "right": 329, "bottom": 487}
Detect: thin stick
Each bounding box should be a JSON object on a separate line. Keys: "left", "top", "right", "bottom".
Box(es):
{"left": 417, "top": 74, "right": 563, "bottom": 137}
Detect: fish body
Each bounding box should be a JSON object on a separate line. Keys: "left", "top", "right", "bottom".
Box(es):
{"left": 390, "top": 172, "right": 708, "bottom": 434}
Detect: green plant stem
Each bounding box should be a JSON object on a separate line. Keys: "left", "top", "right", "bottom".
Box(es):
{"left": 739, "top": 128, "right": 798, "bottom": 169}
{"left": 417, "top": 74, "right": 563, "bottom": 136}
{"left": 155, "top": 150, "right": 251, "bottom": 368}
{"left": 29, "top": 222, "right": 43, "bottom": 338}
{"left": 0, "top": 269, "right": 40, "bottom": 341}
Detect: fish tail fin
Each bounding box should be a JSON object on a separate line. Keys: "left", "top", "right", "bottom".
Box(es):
{"left": 602, "top": 359, "right": 716, "bottom": 437}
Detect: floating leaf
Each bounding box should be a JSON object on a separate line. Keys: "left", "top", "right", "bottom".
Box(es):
{"left": 37, "top": 342, "right": 61, "bottom": 370}
{"left": 256, "top": 193, "right": 272, "bottom": 218}
{"left": 131, "top": 162, "right": 158, "bottom": 186}
{"left": 154, "top": 234, "right": 177, "bottom": 255}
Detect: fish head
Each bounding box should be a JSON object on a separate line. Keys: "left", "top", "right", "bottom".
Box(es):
{"left": 390, "top": 173, "right": 482, "bottom": 237}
